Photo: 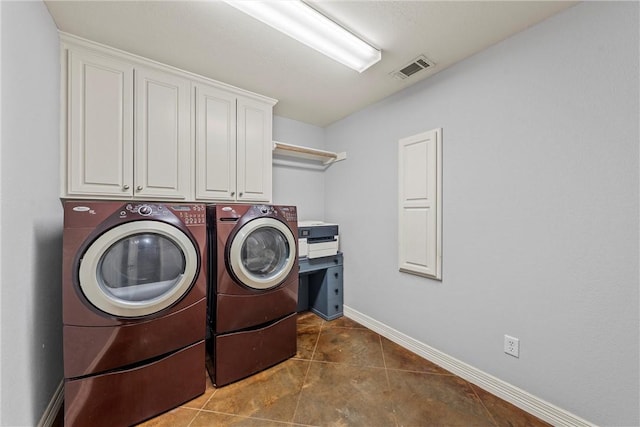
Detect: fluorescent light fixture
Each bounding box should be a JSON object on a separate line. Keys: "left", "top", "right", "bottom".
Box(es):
{"left": 226, "top": 0, "right": 381, "bottom": 73}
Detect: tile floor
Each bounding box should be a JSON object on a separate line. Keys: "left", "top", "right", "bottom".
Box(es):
{"left": 134, "top": 312, "right": 551, "bottom": 427}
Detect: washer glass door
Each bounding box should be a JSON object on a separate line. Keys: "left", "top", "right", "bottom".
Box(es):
{"left": 78, "top": 221, "right": 198, "bottom": 317}
{"left": 229, "top": 218, "right": 296, "bottom": 290}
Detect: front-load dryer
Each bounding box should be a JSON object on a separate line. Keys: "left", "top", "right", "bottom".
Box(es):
{"left": 62, "top": 201, "right": 207, "bottom": 427}
{"left": 206, "top": 204, "right": 298, "bottom": 386}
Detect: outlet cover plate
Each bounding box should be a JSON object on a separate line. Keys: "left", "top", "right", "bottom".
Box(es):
{"left": 504, "top": 335, "right": 520, "bottom": 358}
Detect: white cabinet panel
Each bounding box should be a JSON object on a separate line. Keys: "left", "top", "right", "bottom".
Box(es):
{"left": 400, "top": 207, "right": 436, "bottom": 271}
{"left": 237, "top": 97, "right": 272, "bottom": 202}
{"left": 196, "top": 87, "right": 273, "bottom": 203}
{"left": 398, "top": 129, "right": 442, "bottom": 279}
{"left": 67, "top": 49, "right": 133, "bottom": 196}
{"left": 403, "top": 141, "right": 428, "bottom": 201}
{"left": 195, "top": 85, "right": 237, "bottom": 200}
{"left": 62, "top": 34, "right": 275, "bottom": 202}
{"left": 135, "top": 67, "right": 191, "bottom": 199}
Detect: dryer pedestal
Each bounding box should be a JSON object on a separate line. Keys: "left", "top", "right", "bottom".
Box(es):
{"left": 207, "top": 313, "right": 296, "bottom": 386}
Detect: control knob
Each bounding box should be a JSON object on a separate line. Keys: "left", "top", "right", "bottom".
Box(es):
{"left": 138, "top": 205, "right": 153, "bottom": 216}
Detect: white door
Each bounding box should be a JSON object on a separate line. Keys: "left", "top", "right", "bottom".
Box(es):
{"left": 67, "top": 48, "right": 134, "bottom": 197}
{"left": 228, "top": 218, "right": 296, "bottom": 289}
{"left": 195, "top": 84, "right": 237, "bottom": 200}
{"left": 135, "top": 66, "right": 191, "bottom": 199}
{"left": 78, "top": 221, "right": 199, "bottom": 317}
{"left": 236, "top": 97, "right": 273, "bottom": 202}
{"left": 398, "top": 128, "right": 442, "bottom": 279}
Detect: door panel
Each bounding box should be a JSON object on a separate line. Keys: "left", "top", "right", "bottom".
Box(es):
{"left": 195, "top": 84, "right": 237, "bottom": 200}
{"left": 68, "top": 49, "right": 133, "bottom": 196}
{"left": 398, "top": 129, "right": 442, "bottom": 279}
{"left": 135, "top": 67, "right": 191, "bottom": 199}
{"left": 237, "top": 97, "right": 272, "bottom": 202}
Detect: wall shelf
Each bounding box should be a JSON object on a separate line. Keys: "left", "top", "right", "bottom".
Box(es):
{"left": 273, "top": 141, "right": 346, "bottom": 170}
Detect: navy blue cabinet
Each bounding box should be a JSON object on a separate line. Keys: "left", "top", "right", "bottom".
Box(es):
{"left": 298, "top": 253, "right": 343, "bottom": 320}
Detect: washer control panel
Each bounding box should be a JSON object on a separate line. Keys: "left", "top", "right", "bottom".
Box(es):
{"left": 120, "top": 203, "right": 206, "bottom": 225}
{"left": 170, "top": 204, "right": 206, "bottom": 225}
{"left": 278, "top": 206, "right": 298, "bottom": 223}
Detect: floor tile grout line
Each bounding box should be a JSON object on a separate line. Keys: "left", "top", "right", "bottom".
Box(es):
{"left": 142, "top": 313, "right": 546, "bottom": 427}
{"left": 290, "top": 321, "right": 324, "bottom": 425}
{"left": 311, "top": 318, "right": 326, "bottom": 360}
{"left": 292, "top": 356, "right": 457, "bottom": 376}
{"left": 379, "top": 333, "right": 400, "bottom": 427}
{"left": 468, "top": 381, "right": 501, "bottom": 427}
{"left": 185, "top": 408, "right": 200, "bottom": 427}
{"left": 195, "top": 408, "right": 317, "bottom": 426}
{"left": 180, "top": 387, "right": 217, "bottom": 411}
{"left": 385, "top": 366, "right": 457, "bottom": 376}
{"left": 290, "top": 360, "right": 313, "bottom": 425}
{"left": 184, "top": 384, "right": 219, "bottom": 427}
{"left": 300, "top": 358, "right": 386, "bottom": 369}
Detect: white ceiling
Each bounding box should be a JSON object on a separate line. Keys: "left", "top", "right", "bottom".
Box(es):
{"left": 45, "top": 1, "right": 577, "bottom": 127}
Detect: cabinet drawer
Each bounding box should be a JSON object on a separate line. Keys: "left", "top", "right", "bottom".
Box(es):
{"left": 299, "top": 253, "right": 343, "bottom": 274}
{"left": 311, "top": 301, "right": 343, "bottom": 321}
{"left": 326, "top": 268, "right": 342, "bottom": 289}
{"left": 308, "top": 265, "right": 343, "bottom": 321}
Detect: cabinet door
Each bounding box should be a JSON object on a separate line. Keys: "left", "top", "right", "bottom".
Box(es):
{"left": 398, "top": 129, "right": 442, "bottom": 280}
{"left": 67, "top": 49, "right": 134, "bottom": 197}
{"left": 195, "top": 84, "right": 237, "bottom": 200}
{"left": 236, "top": 97, "right": 273, "bottom": 202}
{"left": 135, "top": 66, "right": 191, "bottom": 199}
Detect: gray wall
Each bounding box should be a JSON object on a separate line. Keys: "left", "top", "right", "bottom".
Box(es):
{"left": 0, "top": 1, "right": 637, "bottom": 426}
{"left": 323, "top": 2, "right": 639, "bottom": 426}
{"left": 0, "top": 2, "right": 63, "bottom": 426}
{"left": 272, "top": 115, "right": 326, "bottom": 221}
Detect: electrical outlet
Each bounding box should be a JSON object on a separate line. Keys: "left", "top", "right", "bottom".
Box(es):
{"left": 504, "top": 335, "right": 520, "bottom": 358}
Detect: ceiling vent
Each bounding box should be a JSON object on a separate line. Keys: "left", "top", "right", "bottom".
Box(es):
{"left": 392, "top": 55, "right": 434, "bottom": 80}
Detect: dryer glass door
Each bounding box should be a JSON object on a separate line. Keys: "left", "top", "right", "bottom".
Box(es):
{"left": 229, "top": 218, "right": 296, "bottom": 290}
{"left": 78, "top": 221, "right": 199, "bottom": 317}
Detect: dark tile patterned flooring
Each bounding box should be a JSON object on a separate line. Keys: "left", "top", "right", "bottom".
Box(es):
{"left": 136, "top": 312, "right": 551, "bottom": 427}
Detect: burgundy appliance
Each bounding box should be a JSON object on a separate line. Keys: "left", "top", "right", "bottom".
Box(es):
{"left": 206, "top": 204, "right": 298, "bottom": 386}
{"left": 62, "top": 201, "right": 207, "bottom": 426}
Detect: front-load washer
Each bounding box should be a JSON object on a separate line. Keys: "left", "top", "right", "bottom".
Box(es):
{"left": 62, "top": 201, "right": 207, "bottom": 427}
{"left": 206, "top": 204, "right": 298, "bottom": 386}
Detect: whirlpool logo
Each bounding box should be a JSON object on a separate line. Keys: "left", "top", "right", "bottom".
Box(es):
{"left": 72, "top": 206, "right": 96, "bottom": 215}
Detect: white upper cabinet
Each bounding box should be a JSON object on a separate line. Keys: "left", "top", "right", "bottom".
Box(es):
{"left": 66, "top": 48, "right": 134, "bottom": 197}
{"left": 134, "top": 66, "right": 191, "bottom": 199}
{"left": 61, "top": 33, "right": 276, "bottom": 202}
{"left": 195, "top": 84, "right": 237, "bottom": 200}
{"left": 236, "top": 97, "right": 272, "bottom": 202}
{"left": 195, "top": 84, "right": 273, "bottom": 203}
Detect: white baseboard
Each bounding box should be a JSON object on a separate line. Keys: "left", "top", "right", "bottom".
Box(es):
{"left": 38, "top": 379, "right": 63, "bottom": 427}
{"left": 343, "top": 305, "right": 595, "bottom": 427}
